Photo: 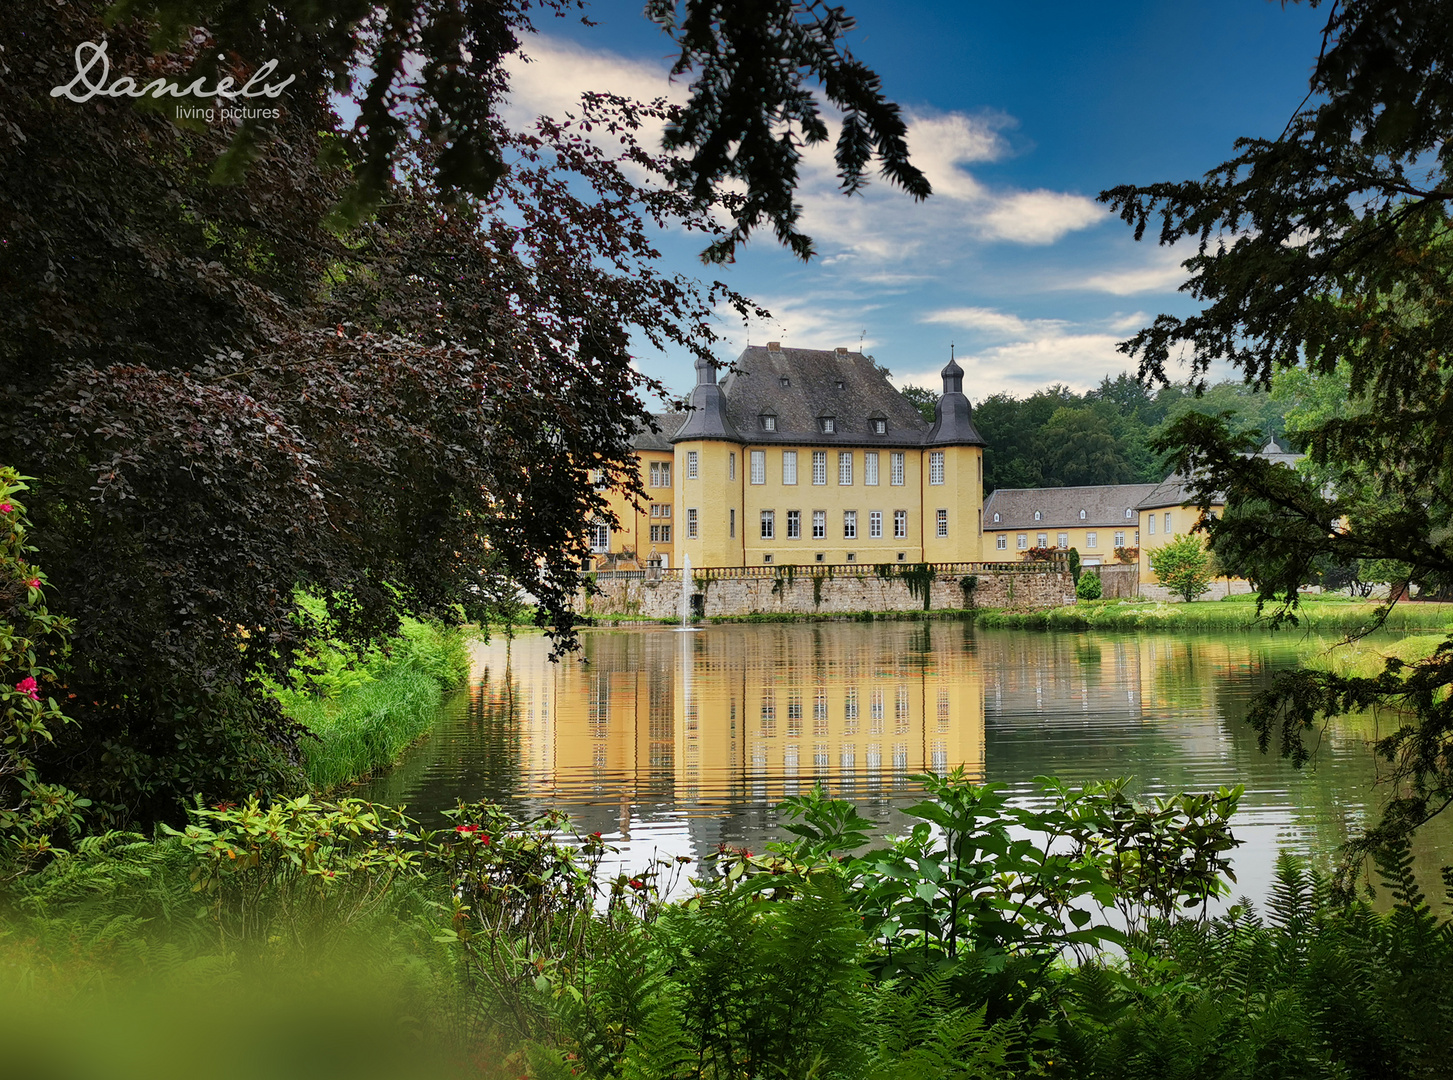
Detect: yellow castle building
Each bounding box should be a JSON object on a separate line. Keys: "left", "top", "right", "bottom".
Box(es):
{"left": 590, "top": 343, "right": 989, "bottom": 569}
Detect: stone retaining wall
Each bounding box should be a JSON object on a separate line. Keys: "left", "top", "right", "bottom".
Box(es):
{"left": 583, "top": 563, "right": 1074, "bottom": 620}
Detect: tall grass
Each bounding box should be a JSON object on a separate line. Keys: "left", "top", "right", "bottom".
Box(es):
{"left": 976, "top": 598, "right": 1453, "bottom": 633}
{"left": 269, "top": 608, "right": 471, "bottom": 792}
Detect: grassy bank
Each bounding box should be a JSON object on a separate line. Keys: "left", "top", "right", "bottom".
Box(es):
{"left": 270, "top": 611, "right": 471, "bottom": 792}
{"left": 975, "top": 597, "right": 1453, "bottom": 633}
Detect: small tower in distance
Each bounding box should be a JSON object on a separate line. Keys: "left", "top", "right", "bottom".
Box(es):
{"left": 673, "top": 355, "right": 744, "bottom": 569}
{"left": 922, "top": 354, "right": 987, "bottom": 562}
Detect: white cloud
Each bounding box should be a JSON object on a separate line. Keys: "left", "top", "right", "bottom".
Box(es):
{"left": 979, "top": 189, "right": 1107, "bottom": 245}
{"left": 920, "top": 307, "right": 1044, "bottom": 337}
{"left": 1078, "top": 246, "right": 1193, "bottom": 295}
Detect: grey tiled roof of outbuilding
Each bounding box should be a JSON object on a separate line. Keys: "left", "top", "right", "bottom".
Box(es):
{"left": 703, "top": 346, "right": 949, "bottom": 448}
{"left": 1135, "top": 439, "right": 1304, "bottom": 510}
{"left": 983, "top": 484, "right": 1160, "bottom": 530}
{"left": 630, "top": 412, "right": 687, "bottom": 452}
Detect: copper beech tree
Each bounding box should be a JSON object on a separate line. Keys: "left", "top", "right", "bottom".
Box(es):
{"left": 0, "top": 1, "right": 921, "bottom": 824}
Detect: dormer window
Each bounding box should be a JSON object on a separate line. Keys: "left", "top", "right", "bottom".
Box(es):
{"left": 820, "top": 416, "right": 836, "bottom": 434}
{"left": 1079, "top": 509, "right": 1087, "bottom": 520}
{"left": 993, "top": 512, "right": 1000, "bottom": 523}
{"left": 760, "top": 413, "right": 777, "bottom": 432}
{"left": 869, "top": 416, "right": 887, "bottom": 435}
{"left": 779, "top": 376, "right": 791, "bottom": 388}
{"left": 1033, "top": 510, "right": 1041, "bottom": 521}
{"left": 836, "top": 380, "right": 845, "bottom": 390}
{"left": 1125, "top": 508, "right": 1134, "bottom": 519}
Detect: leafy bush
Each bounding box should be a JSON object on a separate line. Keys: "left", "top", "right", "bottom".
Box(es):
{"left": 1076, "top": 571, "right": 1103, "bottom": 600}
{"left": 0, "top": 470, "right": 87, "bottom": 878}
{"left": 1149, "top": 534, "right": 1216, "bottom": 602}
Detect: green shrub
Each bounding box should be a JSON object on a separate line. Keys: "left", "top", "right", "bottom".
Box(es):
{"left": 1076, "top": 571, "right": 1103, "bottom": 600}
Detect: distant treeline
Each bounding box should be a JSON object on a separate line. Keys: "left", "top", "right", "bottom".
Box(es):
{"left": 900, "top": 373, "right": 1292, "bottom": 492}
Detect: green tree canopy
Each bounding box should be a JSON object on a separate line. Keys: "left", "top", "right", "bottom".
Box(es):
{"left": 1104, "top": 0, "right": 1453, "bottom": 852}
{"left": 1148, "top": 535, "right": 1216, "bottom": 604}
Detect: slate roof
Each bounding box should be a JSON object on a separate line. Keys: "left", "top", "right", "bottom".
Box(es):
{"left": 983, "top": 484, "right": 1159, "bottom": 531}
{"left": 630, "top": 412, "right": 687, "bottom": 452}
{"left": 676, "top": 345, "right": 976, "bottom": 448}
{"left": 1135, "top": 438, "right": 1304, "bottom": 510}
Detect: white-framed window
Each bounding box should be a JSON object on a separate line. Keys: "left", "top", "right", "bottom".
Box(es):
{"left": 1114, "top": 530, "right": 1125, "bottom": 548}
{"left": 1017, "top": 533, "right": 1027, "bottom": 549}
{"left": 993, "top": 512, "right": 1000, "bottom": 523}
{"left": 750, "top": 450, "right": 765, "bottom": 485}
{"left": 590, "top": 521, "right": 610, "bottom": 551}
{"left": 1034, "top": 510, "right": 1041, "bottom": 521}
{"left": 786, "top": 510, "right": 801, "bottom": 538}
{"left": 843, "top": 510, "right": 858, "bottom": 539}
{"left": 1165, "top": 512, "right": 1172, "bottom": 534}
{"left": 782, "top": 450, "right": 798, "bottom": 485}
{"left": 1037, "top": 532, "right": 1048, "bottom": 547}
{"left": 729, "top": 452, "right": 736, "bottom": 480}
{"left": 812, "top": 451, "right": 827, "bottom": 485}
{"left": 648, "top": 462, "right": 664, "bottom": 487}
{"left": 996, "top": 534, "right": 1008, "bottom": 550}
{"left": 1079, "top": 509, "right": 1086, "bottom": 520}
{"left": 661, "top": 504, "right": 670, "bottom": 518}
{"left": 1057, "top": 532, "right": 1069, "bottom": 549}
{"left": 929, "top": 451, "right": 945, "bottom": 485}
{"left": 864, "top": 452, "right": 879, "bottom": 485}
{"left": 1086, "top": 531, "right": 1097, "bottom": 548}
{"left": 1148, "top": 515, "right": 1156, "bottom": 535}
{"left": 821, "top": 417, "right": 836, "bottom": 434}
{"left": 650, "top": 524, "right": 672, "bottom": 543}
{"left": 894, "top": 509, "right": 907, "bottom": 539}
{"left": 890, "top": 452, "right": 905, "bottom": 486}
{"left": 760, "top": 510, "right": 775, "bottom": 539}
{"left": 761, "top": 414, "right": 776, "bottom": 432}
{"left": 687, "top": 508, "right": 698, "bottom": 539}
{"left": 870, "top": 511, "right": 883, "bottom": 538}
{"left": 1126, "top": 507, "right": 1134, "bottom": 519}
{"left": 838, "top": 452, "right": 853, "bottom": 485}
{"left": 686, "top": 450, "right": 698, "bottom": 479}
{"left": 1134, "top": 529, "right": 1140, "bottom": 544}
{"left": 936, "top": 509, "right": 948, "bottom": 538}
{"left": 651, "top": 504, "right": 661, "bottom": 518}
{"left": 871, "top": 418, "right": 887, "bottom": 435}
{"left": 812, "top": 510, "right": 826, "bottom": 539}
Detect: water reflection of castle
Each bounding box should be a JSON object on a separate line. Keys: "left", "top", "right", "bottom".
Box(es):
{"left": 487, "top": 623, "right": 986, "bottom": 818}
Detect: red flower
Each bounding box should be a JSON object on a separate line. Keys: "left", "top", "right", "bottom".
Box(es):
{"left": 214, "top": 801, "right": 236, "bottom": 812}
{"left": 455, "top": 824, "right": 479, "bottom": 834}
{"left": 590, "top": 831, "right": 603, "bottom": 840}
{"left": 0, "top": 504, "right": 12, "bottom": 513}
{"left": 14, "top": 676, "right": 39, "bottom": 701}
{"left": 26, "top": 579, "right": 39, "bottom": 588}
{"left": 628, "top": 877, "right": 645, "bottom": 891}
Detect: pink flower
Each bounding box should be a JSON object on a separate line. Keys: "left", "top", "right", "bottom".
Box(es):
{"left": 27, "top": 579, "right": 40, "bottom": 588}
{"left": 0, "top": 504, "right": 12, "bottom": 513}
{"left": 15, "top": 676, "right": 39, "bottom": 701}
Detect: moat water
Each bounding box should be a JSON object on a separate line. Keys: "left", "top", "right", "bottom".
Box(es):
{"left": 363, "top": 622, "right": 1451, "bottom": 907}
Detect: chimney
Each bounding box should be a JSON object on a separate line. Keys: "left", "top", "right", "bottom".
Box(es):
{"left": 766, "top": 341, "right": 781, "bottom": 352}
{"left": 835, "top": 346, "right": 848, "bottom": 355}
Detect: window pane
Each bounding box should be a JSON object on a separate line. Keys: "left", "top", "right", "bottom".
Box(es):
{"left": 786, "top": 510, "right": 800, "bottom": 538}
{"left": 782, "top": 450, "right": 797, "bottom": 485}
{"left": 812, "top": 510, "right": 826, "bottom": 539}
{"left": 1086, "top": 531, "right": 1097, "bottom": 548}
{"left": 843, "top": 511, "right": 857, "bottom": 539}
{"left": 864, "top": 452, "right": 879, "bottom": 485}
{"left": 891, "top": 452, "right": 905, "bottom": 485}
{"left": 929, "top": 452, "right": 944, "bottom": 485}
{"left": 894, "top": 510, "right": 907, "bottom": 538}
{"left": 1017, "top": 534, "right": 1027, "bottom": 549}
{"left": 760, "top": 510, "right": 774, "bottom": 539}
{"left": 750, "top": 450, "right": 765, "bottom": 485}
{"left": 870, "top": 511, "right": 883, "bottom": 538}
{"left": 1057, "top": 533, "right": 1068, "bottom": 549}
{"left": 936, "top": 509, "right": 948, "bottom": 538}
{"left": 812, "top": 451, "right": 827, "bottom": 485}
{"left": 838, "top": 452, "right": 853, "bottom": 485}
{"left": 729, "top": 452, "right": 736, "bottom": 480}
{"left": 996, "top": 534, "right": 1007, "bottom": 549}
{"left": 686, "top": 450, "right": 698, "bottom": 479}
{"left": 687, "top": 509, "right": 698, "bottom": 538}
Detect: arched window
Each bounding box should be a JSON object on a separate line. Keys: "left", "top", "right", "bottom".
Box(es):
{"left": 993, "top": 512, "right": 1000, "bottom": 523}
{"left": 1125, "top": 508, "right": 1134, "bottom": 519}
{"left": 1033, "top": 510, "right": 1041, "bottom": 521}
{"left": 1079, "top": 509, "right": 1087, "bottom": 520}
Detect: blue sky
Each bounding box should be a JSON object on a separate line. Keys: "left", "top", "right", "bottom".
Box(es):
{"left": 505, "top": 1, "right": 1330, "bottom": 403}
